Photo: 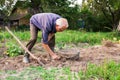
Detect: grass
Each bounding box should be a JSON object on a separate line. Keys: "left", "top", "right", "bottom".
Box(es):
{"left": 0, "top": 61, "right": 120, "bottom": 80}
{"left": 56, "top": 30, "right": 120, "bottom": 45}
{"left": 1, "top": 29, "right": 120, "bottom": 56}
{"left": 78, "top": 61, "right": 120, "bottom": 80}
{"left": 1, "top": 30, "right": 120, "bottom": 45}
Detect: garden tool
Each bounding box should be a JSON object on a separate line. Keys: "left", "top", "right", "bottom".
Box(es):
{"left": 5, "top": 26, "right": 44, "bottom": 66}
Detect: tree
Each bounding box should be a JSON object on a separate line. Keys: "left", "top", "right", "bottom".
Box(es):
{"left": 84, "top": 0, "right": 120, "bottom": 31}
{"left": 0, "top": 0, "right": 5, "bottom": 9}
{"left": 0, "top": 0, "right": 15, "bottom": 25}
{"left": 0, "top": 0, "right": 15, "bottom": 16}
{"left": 42, "top": 0, "right": 80, "bottom": 29}
{"left": 24, "top": 0, "right": 81, "bottom": 29}
{"left": 0, "top": 0, "right": 80, "bottom": 29}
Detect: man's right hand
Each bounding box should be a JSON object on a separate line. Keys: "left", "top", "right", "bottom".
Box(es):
{"left": 42, "top": 43, "right": 60, "bottom": 60}
{"left": 51, "top": 54, "right": 60, "bottom": 60}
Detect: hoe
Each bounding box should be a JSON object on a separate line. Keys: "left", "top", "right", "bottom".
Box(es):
{"left": 5, "top": 26, "right": 44, "bottom": 66}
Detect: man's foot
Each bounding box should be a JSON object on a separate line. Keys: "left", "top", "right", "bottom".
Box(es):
{"left": 23, "top": 51, "right": 30, "bottom": 63}
{"left": 23, "top": 56, "right": 30, "bottom": 63}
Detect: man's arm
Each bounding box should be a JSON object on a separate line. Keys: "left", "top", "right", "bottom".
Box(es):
{"left": 42, "top": 31, "right": 59, "bottom": 59}
{"left": 48, "top": 33, "right": 55, "bottom": 41}
{"left": 42, "top": 43, "right": 59, "bottom": 59}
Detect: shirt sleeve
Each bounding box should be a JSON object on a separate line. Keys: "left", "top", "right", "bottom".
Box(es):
{"left": 42, "top": 30, "right": 49, "bottom": 44}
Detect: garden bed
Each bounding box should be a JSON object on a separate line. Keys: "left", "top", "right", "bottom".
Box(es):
{"left": 1, "top": 41, "right": 120, "bottom": 72}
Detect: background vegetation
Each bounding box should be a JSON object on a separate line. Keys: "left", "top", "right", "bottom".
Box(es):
{"left": 1, "top": 30, "right": 120, "bottom": 57}
{"left": 0, "top": 0, "right": 120, "bottom": 31}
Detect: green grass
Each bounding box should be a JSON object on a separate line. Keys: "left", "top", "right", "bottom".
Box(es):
{"left": 1, "top": 30, "right": 120, "bottom": 56}
{"left": 1, "top": 30, "right": 120, "bottom": 45}
{"left": 56, "top": 30, "right": 120, "bottom": 45}
{"left": 78, "top": 61, "right": 120, "bottom": 80}
{"left": 1, "top": 61, "right": 120, "bottom": 80}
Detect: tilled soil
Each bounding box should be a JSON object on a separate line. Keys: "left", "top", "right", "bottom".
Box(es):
{"left": 1, "top": 41, "right": 120, "bottom": 72}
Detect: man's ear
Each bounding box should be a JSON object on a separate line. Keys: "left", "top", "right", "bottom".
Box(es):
{"left": 55, "top": 25, "right": 58, "bottom": 31}
{"left": 56, "top": 25, "right": 59, "bottom": 29}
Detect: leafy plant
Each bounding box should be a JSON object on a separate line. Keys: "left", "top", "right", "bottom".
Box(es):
{"left": 6, "top": 43, "right": 23, "bottom": 57}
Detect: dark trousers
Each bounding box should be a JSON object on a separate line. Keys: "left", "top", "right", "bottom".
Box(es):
{"left": 24, "top": 24, "right": 55, "bottom": 57}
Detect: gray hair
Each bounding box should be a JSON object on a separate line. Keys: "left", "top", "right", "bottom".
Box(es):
{"left": 56, "top": 18, "right": 69, "bottom": 28}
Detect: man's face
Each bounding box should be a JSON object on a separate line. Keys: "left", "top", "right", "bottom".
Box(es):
{"left": 56, "top": 25, "right": 67, "bottom": 32}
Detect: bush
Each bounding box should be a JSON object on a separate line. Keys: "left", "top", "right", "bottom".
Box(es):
{"left": 6, "top": 43, "right": 23, "bottom": 57}
{"left": 16, "top": 24, "right": 29, "bottom": 31}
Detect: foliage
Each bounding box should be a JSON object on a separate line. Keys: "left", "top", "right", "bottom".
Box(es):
{"left": 0, "top": 32, "right": 4, "bottom": 41}
{"left": 1, "top": 30, "right": 120, "bottom": 45}
{"left": 80, "top": 3, "right": 112, "bottom": 32}
{"left": 0, "top": 0, "right": 15, "bottom": 16}
{"left": 56, "top": 30, "right": 120, "bottom": 45}
{"left": 6, "top": 42, "right": 23, "bottom": 57}
{"left": 0, "top": 0, "right": 81, "bottom": 29}
{"left": 83, "top": 0, "right": 120, "bottom": 31}
{"left": 15, "top": 24, "right": 29, "bottom": 31}
{"left": 1, "top": 0, "right": 120, "bottom": 31}
{"left": 22, "top": 0, "right": 80, "bottom": 29}
{"left": 1, "top": 30, "right": 120, "bottom": 57}
{"left": 78, "top": 61, "right": 120, "bottom": 80}
{"left": 41, "top": 0, "right": 80, "bottom": 29}
{"left": 0, "top": 0, "right": 5, "bottom": 8}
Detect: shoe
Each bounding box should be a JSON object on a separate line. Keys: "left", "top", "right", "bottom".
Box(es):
{"left": 23, "top": 56, "right": 30, "bottom": 63}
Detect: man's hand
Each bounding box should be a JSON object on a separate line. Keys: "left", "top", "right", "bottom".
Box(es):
{"left": 51, "top": 54, "right": 60, "bottom": 60}
{"left": 42, "top": 43, "right": 60, "bottom": 60}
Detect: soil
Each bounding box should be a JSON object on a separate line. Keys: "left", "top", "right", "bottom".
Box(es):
{"left": 1, "top": 40, "right": 120, "bottom": 72}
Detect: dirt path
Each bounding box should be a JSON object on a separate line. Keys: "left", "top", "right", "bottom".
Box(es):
{"left": 0, "top": 41, "right": 120, "bottom": 72}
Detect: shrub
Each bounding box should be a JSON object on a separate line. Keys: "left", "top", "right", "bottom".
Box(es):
{"left": 6, "top": 43, "right": 23, "bottom": 57}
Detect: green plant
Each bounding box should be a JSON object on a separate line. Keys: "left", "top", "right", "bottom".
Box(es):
{"left": 77, "top": 61, "right": 120, "bottom": 80}
{"left": 6, "top": 43, "right": 23, "bottom": 57}
{"left": 2, "top": 30, "right": 120, "bottom": 46}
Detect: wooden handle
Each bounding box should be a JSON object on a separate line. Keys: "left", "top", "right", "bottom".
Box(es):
{"left": 5, "top": 26, "right": 38, "bottom": 60}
